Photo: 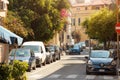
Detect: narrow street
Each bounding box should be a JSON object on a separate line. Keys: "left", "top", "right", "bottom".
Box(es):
{"left": 27, "top": 50, "right": 119, "bottom": 80}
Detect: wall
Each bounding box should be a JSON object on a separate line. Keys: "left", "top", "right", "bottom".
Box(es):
{"left": 0, "top": 43, "right": 9, "bottom": 63}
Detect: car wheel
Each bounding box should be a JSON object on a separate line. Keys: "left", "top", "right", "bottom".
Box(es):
{"left": 112, "top": 71, "right": 117, "bottom": 75}
{"left": 28, "top": 68, "right": 31, "bottom": 72}
{"left": 53, "top": 57, "right": 56, "bottom": 62}
{"left": 37, "top": 60, "right": 42, "bottom": 67}
{"left": 43, "top": 60, "right": 46, "bottom": 66}
{"left": 86, "top": 69, "right": 90, "bottom": 75}
{"left": 51, "top": 57, "right": 53, "bottom": 63}
{"left": 47, "top": 59, "right": 51, "bottom": 64}
{"left": 33, "top": 64, "right": 36, "bottom": 70}
{"left": 58, "top": 54, "right": 61, "bottom": 60}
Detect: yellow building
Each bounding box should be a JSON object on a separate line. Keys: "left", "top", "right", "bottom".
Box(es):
{"left": 0, "top": 0, "right": 9, "bottom": 63}
{"left": 70, "top": 0, "right": 113, "bottom": 42}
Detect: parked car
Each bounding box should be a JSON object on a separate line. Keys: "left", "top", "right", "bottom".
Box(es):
{"left": 85, "top": 50, "right": 117, "bottom": 75}
{"left": 69, "top": 44, "right": 82, "bottom": 55}
{"left": 21, "top": 41, "right": 47, "bottom": 67}
{"left": 46, "top": 45, "right": 61, "bottom": 61}
{"left": 45, "top": 47, "right": 53, "bottom": 64}
{"left": 9, "top": 48, "right": 36, "bottom": 72}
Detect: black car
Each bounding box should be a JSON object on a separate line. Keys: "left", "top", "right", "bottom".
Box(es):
{"left": 46, "top": 45, "right": 61, "bottom": 61}
{"left": 9, "top": 48, "right": 36, "bottom": 72}
{"left": 85, "top": 50, "right": 117, "bottom": 75}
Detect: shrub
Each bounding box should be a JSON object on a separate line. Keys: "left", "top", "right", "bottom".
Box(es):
{"left": 0, "top": 60, "right": 28, "bottom": 80}
{"left": 12, "top": 60, "right": 28, "bottom": 80}
{"left": 0, "top": 64, "right": 13, "bottom": 80}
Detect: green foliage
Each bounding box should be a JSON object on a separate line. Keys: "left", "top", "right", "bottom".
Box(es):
{"left": 7, "top": 0, "right": 70, "bottom": 42}
{"left": 82, "top": 8, "right": 117, "bottom": 48}
{"left": 0, "top": 60, "right": 28, "bottom": 80}
{"left": 12, "top": 60, "right": 28, "bottom": 80}
{"left": 4, "top": 11, "right": 29, "bottom": 38}
{"left": 0, "top": 64, "right": 13, "bottom": 80}
{"left": 82, "top": 8, "right": 116, "bottom": 42}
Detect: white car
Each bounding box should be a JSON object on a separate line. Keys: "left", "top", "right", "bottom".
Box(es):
{"left": 22, "top": 41, "right": 47, "bottom": 67}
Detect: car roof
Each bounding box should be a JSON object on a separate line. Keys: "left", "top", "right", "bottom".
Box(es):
{"left": 11, "top": 48, "right": 31, "bottom": 51}
{"left": 22, "top": 41, "right": 43, "bottom": 45}
{"left": 91, "top": 50, "right": 109, "bottom": 52}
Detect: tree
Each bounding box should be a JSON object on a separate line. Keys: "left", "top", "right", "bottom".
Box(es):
{"left": 4, "top": 11, "right": 29, "bottom": 38}
{"left": 72, "top": 30, "right": 81, "bottom": 43}
{"left": 82, "top": 8, "right": 116, "bottom": 49}
{"left": 7, "top": 0, "right": 70, "bottom": 42}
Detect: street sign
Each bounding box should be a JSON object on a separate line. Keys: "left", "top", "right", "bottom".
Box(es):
{"left": 115, "top": 23, "right": 120, "bottom": 34}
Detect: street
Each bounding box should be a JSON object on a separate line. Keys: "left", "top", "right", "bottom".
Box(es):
{"left": 27, "top": 50, "right": 119, "bottom": 80}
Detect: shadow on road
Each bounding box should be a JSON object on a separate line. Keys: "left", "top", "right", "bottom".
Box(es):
{"left": 36, "top": 56, "right": 86, "bottom": 80}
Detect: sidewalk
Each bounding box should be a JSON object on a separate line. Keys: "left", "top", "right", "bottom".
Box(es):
{"left": 61, "top": 51, "right": 66, "bottom": 56}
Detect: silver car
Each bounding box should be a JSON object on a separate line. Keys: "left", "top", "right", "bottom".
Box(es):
{"left": 9, "top": 48, "right": 36, "bottom": 72}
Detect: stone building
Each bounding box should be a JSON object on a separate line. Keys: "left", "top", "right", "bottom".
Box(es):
{"left": 70, "top": 0, "right": 113, "bottom": 42}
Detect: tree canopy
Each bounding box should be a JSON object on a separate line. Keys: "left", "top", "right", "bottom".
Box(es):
{"left": 7, "top": 0, "right": 70, "bottom": 42}
{"left": 82, "top": 8, "right": 117, "bottom": 48}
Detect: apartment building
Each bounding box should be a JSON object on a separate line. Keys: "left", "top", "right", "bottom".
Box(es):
{"left": 0, "top": 0, "right": 9, "bottom": 17}
{"left": 70, "top": 0, "right": 113, "bottom": 42}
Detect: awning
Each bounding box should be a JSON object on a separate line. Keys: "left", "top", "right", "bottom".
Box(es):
{"left": 0, "top": 25, "right": 23, "bottom": 46}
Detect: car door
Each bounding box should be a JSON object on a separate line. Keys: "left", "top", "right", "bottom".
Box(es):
{"left": 30, "top": 50, "right": 36, "bottom": 67}
{"left": 40, "top": 46, "right": 46, "bottom": 63}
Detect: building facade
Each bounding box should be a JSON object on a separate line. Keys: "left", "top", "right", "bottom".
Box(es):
{"left": 0, "top": 0, "right": 9, "bottom": 63}
{"left": 70, "top": 0, "right": 113, "bottom": 42}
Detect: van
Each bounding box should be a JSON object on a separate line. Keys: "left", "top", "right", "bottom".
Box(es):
{"left": 22, "top": 41, "right": 46, "bottom": 67}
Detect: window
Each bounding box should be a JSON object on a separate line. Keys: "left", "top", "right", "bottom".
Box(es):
{"left": 76, "top": 7, "right": 80, "bottom": 11}
{"left": 67, "top": 35, "right": 70, "bottom": 39}
{"left": 72, "top": 18, "right": 75, "bottom": 26}
{"left": 78, "top": 18, "right": 80, "bottom": 26}
{"left": 0, "top": 2, "right": 3, "bottom": 10}
{"left": 0, "top": 1, "right": 6, "bottom": 10}
{"left": 96, "top": 6, "right": 100, "bottom": 10}
{"left": 85, "top": 7, "right": 88, "bottom": 10}
{"left": 40, "top": 47, "right": 43, "bottom": 53}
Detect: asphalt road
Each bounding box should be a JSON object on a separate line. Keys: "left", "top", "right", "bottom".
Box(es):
{"left": 27, "top": 50, "right": 119, "bottom": 80}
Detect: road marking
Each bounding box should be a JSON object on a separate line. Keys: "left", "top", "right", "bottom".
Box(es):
{"left": 86, "top": 75, "right": 96, "bottom": 79}
{"left": 66, "top": 74, "right": 78, "bottom": 78}
{"left": 103, "top": 76, "right": 114, "bottom": 79}
{"left": 48, "top": 74, "right": 61, "bottom": 78}
{"left": 29, "top": 74, "right": 43, "bottom": 79}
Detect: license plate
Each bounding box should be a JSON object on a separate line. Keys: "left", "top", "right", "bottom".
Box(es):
{"left": 99, "top": 69, "right": 104, "bottom": 72}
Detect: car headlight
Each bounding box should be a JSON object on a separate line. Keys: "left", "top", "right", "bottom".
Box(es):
{"left": 111, "top": 60, "right": 116, "bottom": 66}
{"left": 88, "top": 60, "right": 92, "bottom": 65}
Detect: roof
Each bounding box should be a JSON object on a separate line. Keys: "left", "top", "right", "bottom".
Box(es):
{"left": 71, "top": 0, "right": 112, "bottom": 7}
{"left": 1, "top": 0, "right": 9, "bottom": 4}
{"left": 0, "top": 25, "right": 23, "bottom": 45}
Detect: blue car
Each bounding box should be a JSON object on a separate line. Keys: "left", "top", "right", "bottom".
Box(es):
{"left": 69, "top": 45, "right": 82, "bottom": 55}
{"left": 85, "top": 50, "right": 117, "bottom": 75}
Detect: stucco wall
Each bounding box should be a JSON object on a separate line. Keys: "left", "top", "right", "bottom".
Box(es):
{"left": 0, "top": 43, "right": 9, "bottom": 63}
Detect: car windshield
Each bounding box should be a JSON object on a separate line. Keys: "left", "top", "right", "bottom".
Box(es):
{"left": 22, "top": 45, "right": 40, "bottom": 53}
{"left": 47, "top": 46, "right": 55, "bottom": 52}
{"left": 10, "top": 49, "right": 30, "bottom": 57}
{"left": 73, "top": 45, "right": 79, "bottom": 49}
{"left": 90, "top": 51, "right": 110, "bottom": 58}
